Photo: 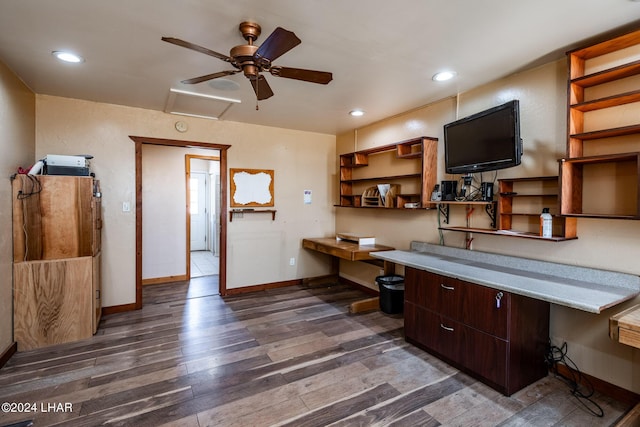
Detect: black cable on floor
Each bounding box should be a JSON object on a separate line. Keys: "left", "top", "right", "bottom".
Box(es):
{"left": 545, "top": 340, "right": 604, "bottom": 417}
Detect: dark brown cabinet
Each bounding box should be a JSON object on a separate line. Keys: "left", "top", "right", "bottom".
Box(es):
{"left": 404, "top": 266, "right": 549, "bottom": 395}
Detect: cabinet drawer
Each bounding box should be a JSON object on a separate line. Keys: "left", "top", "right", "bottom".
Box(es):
{"left": 405, "top": 267, "right": 462, "bottom": 319}
{"left": 406, "top": 268, "right": 508, "bottom": 338}
{"left": 405, "top": 303, "right": 508, "bottom": 391}
{"left": 405, "top": 303, "right": 462, "bottom": 363}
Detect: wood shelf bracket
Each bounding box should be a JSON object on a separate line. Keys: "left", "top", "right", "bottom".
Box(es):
{"left": 229, "top": 209, "right": 276, "bottom": 222}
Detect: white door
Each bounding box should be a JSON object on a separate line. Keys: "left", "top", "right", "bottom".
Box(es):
{"left": 190, "top": 172, "right": 207, "bottom": 251}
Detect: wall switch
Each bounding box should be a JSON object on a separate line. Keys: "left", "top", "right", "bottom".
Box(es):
{"left": 122, "top": 201, "right": 131, "bottom": 212}
{"left": 289, "top": 257, "right": 296, "bottom": 266}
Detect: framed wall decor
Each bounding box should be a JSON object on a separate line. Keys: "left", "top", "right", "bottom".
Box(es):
{"left": 230, "top": 168, "right": 274, "bottom": 207}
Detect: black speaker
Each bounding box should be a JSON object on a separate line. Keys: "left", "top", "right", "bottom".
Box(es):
{"left": 441, "top": 180, "right": 458, "bottom": 201}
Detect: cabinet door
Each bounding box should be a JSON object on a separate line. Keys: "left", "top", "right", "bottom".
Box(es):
{"left": 461, "top": 281, "right": 509, "bottom": 339}
{"left": 14, "top": 257, "right": 93, "bottom": 350}
{"left": 92, "top": 253, "right": 102, "bottom": 334}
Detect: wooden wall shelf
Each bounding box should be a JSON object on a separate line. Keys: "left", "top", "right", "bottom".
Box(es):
{"left": 499, "top": 176, "right": 577, "bottom": 240}
{"left": 229, "top": 209, "right": 276, "bottom": 222}
{"left": 561, "top": 28, "right": 640, "bottom": 219}
{"left": 338, "top": 136, "right": 438, "bottom": 209}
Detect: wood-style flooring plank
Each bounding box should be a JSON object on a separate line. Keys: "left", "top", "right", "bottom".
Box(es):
{"left": 0, "top": 278, "right": 633, "bottom": 427}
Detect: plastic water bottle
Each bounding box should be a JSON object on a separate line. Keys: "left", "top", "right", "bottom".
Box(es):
{"left": 540, "top": 208, "right": 553, "bottom": 238}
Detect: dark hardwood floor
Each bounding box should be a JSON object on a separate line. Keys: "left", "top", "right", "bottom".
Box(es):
{"left": 0, "top": 278, "right": 631, "bottom": 426}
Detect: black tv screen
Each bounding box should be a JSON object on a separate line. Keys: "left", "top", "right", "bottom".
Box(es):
{"left": 444, "top": 100, "right": 522, "bottom": 174}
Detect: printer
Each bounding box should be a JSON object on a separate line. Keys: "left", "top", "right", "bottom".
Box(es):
{"left": 44, "top": 154, "right": 91, "bottom": 176}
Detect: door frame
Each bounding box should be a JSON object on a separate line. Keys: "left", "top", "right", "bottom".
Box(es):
{"left": 185, "top": 154, "right": 220, "bottom": 278}
{"left": 130, "top": 136, "right": 230, "bottom": 309}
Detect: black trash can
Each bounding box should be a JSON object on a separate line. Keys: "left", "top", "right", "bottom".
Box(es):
{"left": 376, "top": 274, "right": 404, "bottom": 314}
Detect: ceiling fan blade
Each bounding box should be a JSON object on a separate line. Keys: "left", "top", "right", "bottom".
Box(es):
{"left": 254, "top": 27, "right": 301, "bottom": 63}
{"left": 269, "top": 66, "right": 333, "bottom": 84}
{"left": 181, "top": 70, "right": 238, "bottom": 85}
{"left": 161, "top": 37, "right": 231, "bottom": 62}
{"left": 250, "top": 75, "right": 274, "bottom": 100}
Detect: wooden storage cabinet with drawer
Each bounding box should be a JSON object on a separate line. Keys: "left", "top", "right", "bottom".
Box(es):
{"left": 404, "top": 266, "right": 550, "bottom": 395}
{"left": 12, "top": 174, "right": 102, "bottom": 350}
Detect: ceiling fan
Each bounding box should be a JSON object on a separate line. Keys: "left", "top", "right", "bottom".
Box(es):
{"left": 162, "top": 22, "right": 333, "bottom": 102}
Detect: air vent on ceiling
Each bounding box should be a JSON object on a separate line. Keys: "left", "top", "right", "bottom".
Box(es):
{"left": 164, "top": 88, "right": 241, "bottom": 120}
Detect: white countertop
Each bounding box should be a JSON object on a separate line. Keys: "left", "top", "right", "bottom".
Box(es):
{"left": 371, "top": 243, "right": 640, "bottom": 314}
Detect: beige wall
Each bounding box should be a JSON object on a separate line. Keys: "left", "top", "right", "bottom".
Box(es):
{"left": 0, "top": 61, "right": 35, "bottom": 354}
{"left": 336, "top": 59, "right": 640, "bottom": 393}
{"left": 35, "top": 95, "right": 336, "bottom": 306}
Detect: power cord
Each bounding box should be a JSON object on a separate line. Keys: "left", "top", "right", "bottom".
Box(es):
{"left": 545, "top": 340, "right": 604, "bottom": 418}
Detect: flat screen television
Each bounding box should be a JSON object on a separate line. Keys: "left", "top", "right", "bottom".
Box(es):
{"left": 444, "top": 100, "right": 522, "bottom": 174}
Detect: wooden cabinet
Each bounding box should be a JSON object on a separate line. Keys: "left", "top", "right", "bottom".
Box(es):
{"left": 12, "top": 175, "right": 102, "bottom": 350}
{"left": 560, "top": 29, "right": 640, "bottom": 219}
{"left": 338, "top": 136, "right": 438, "bottom": 209}
{"left": 498, "top": 176, "right": 577, "bottom": 240}
{"left": 404, "top": 266, "right": 550, "bottom": 396}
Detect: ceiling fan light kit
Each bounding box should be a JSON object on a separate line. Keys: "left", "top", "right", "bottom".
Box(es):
{"left": 162, "top": 21, "right": 333, "bottom": 104}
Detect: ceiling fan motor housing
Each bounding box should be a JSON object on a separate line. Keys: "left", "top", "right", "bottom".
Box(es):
{"left": 229, "top": 44, "right": 261, "bottom": 77}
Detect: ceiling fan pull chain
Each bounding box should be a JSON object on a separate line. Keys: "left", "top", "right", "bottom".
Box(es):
{"left": 255, "top": 77, "right": 259, "bottom": 110}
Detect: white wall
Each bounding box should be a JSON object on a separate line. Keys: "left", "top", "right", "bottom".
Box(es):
{"left": 141, "top": 145, "right": 220, "bottom": 281}
{"left": 0, "top": 61, "right": 35, "bottom": 354}
{"left": 34, "top": 95, "right": 336, "bottom": 307}
{"left": 336, "top": 59, "right": 640, "bottom": 393}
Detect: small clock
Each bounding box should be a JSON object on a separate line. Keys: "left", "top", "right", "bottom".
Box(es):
{"left": 174, "top": 120, "right": 188, "bottom": 133}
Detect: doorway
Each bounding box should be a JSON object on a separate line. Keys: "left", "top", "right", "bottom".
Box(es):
{"left": 187, "top": 155, "right": 220, "bottom": 280}
{"left": 130, "top": 136, "right": 230, "bottom": 310}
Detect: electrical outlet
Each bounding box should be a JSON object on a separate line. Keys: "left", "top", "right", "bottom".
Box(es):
{"left": 289, "top": 257, "right": 295, "bottom": 266}
{"left": 122, "top": 202, "right": 131, "bottom": 212}
{"left": 379, "top": 269, "right": 385, "bottom": 276}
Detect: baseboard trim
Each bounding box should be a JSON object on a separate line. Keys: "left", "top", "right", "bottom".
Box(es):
{"left": 0, "top": 342, "right": 17, "bottom": 368}
{"left": 554, "top": 363, "right": 640, "bottom": 407}
{"left": 102, "top": 303, "right": 138, "bottom": 316}
{"left": 225, "top": 279, "right": 303, "bottom": 296}
{"left": 142, "top": 274, "right": 189, "bottom": 286}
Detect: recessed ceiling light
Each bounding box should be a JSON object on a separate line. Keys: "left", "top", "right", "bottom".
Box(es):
{"left": 52, "top": 51, "right": 84, "bottom": 63}
{"left": 349, "top": 109, "right": 365, "bottom": 117}
{"left": 432, "top": 71, "right": 457, "bottom": 82}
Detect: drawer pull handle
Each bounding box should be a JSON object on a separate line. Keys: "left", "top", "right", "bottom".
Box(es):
{"left": 440, "top": 284, "right": 455, "bottom": 291}
{"left": 440, "top": 323, "right": 454, "bottom": 332}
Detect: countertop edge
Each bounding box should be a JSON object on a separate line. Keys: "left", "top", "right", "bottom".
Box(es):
{"left": 372, "top": 249, "right": 640, "bottom": 314}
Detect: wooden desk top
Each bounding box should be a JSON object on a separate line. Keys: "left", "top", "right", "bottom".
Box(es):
{"left": 610, "top": 304, "right": 640, "bottom": 349}
{"left": 302, "top": 237, "right": 394, "bottom": 261}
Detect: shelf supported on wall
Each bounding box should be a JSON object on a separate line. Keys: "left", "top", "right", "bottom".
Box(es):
{"left": 229, "top": 209, "right": 277, "bottom": 222}
{"left": 437, "top": 201, "right": 496, "bottom": 227}
{"left": 485, "top": 202, "right": 496, "bottom": 228}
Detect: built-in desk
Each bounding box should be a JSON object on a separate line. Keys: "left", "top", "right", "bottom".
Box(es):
{"left": 302, "top": 237, "right": 395, "bottom": 313}
{"left": 371, "top": 241, "right": 640, "bottom": 314}
{"left": 372, "top": 241, "right": 640, "bottom": 395}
